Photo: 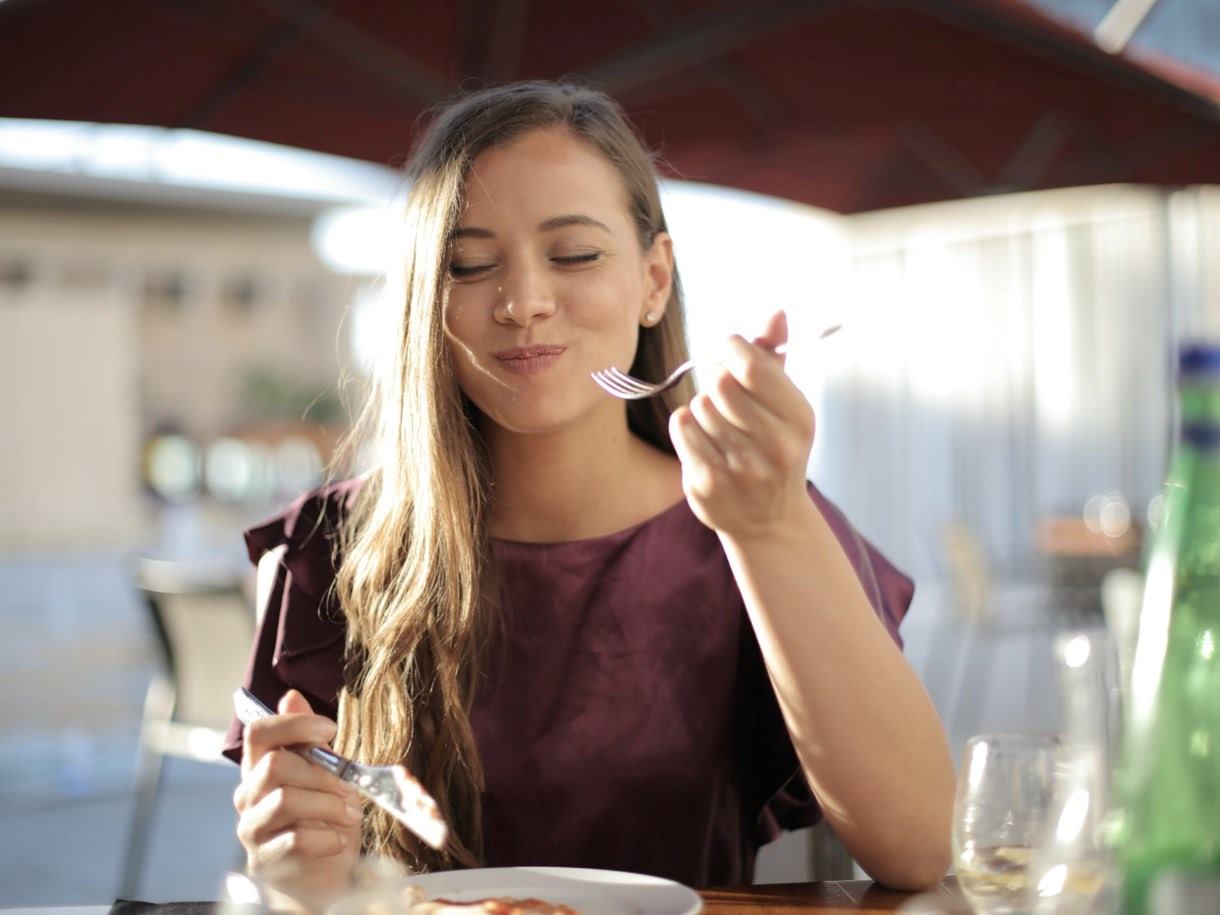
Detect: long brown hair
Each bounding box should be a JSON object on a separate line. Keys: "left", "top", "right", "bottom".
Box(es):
{"left": 332, "top": 80, "right": 693, "bottom": 872}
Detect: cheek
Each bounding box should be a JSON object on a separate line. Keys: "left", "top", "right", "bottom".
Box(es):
{"left": 443, "top": 288, "right": 478, "bottom": 339}
{"left": 561, "top": 269, "right": 643, "bottom": 330}
{"left": 446, "top": 346, "right": 506, "bottom": 425}
{"left": 442, "top": 293, "right": 487, "bottom": 390}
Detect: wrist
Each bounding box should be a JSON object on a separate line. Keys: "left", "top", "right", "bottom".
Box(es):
{"left": 254, "top": 854, "right": 360, "bottom": 914}
{"left": 718, "top": 487, "right": 821, "bottom": 550}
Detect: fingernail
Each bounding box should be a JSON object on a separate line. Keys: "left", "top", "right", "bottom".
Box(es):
{"left": 338, "top": 832, "right": 349, "bottom": 846}
{"left": 346, "top": 803, "right": 362, "bottom": 822}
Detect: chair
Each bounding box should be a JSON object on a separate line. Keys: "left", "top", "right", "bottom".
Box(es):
{"left": 119, "top": 556, "right": 254, "bottom": 899}
{"left": 926, "top": 520, "right": 1060, "bottom": 741}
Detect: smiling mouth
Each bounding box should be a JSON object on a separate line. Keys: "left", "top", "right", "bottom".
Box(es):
{"left": 493, "top": 345, "right": 568, "bottom": 375}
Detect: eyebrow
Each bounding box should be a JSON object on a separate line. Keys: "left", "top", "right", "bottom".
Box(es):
{"left": 450, "top": 213, "right": 612, "bottom": 241}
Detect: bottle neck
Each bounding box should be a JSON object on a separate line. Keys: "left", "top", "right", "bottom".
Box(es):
{"left": 1178, "top": 380, "right": 1220, "bottom": 447}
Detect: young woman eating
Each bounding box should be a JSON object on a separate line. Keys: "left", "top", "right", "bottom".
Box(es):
{"left": 225, "top": 80, "right": 954, "bottom": 910}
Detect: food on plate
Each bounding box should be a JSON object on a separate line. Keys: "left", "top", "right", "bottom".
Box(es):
{"left": 414, "top": 898, "right": 579, "bottom": 915}
{"left": 388, "top": 765, "right": 449, "bottom": 850}
{"left": 359, "top": 883, "right": 579, "bottom": 915}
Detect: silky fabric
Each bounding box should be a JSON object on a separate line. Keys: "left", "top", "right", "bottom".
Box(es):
{"left": 222, "top": 478, "right": 913, "bottom": 887}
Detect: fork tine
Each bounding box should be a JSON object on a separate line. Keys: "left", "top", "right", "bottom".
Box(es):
{"left": 592, "top": 369, "right": 651, "bottom": 397}
{"left": 604, "top": 367, "right": 657, "bottom": 394}
{"left": 590, "top": 370, "right": 627, "bottom": 395}
{"left": 602, "top": 379, "right": 653, "bottom": 399}
{"left": 593, "top": 378, "right": 646, "bottom": 399}
{"left": 592, "top": 366, "right": 677, "bottom": 399}
{"left": 593, "top": 355, "right": 698, "bottom": 399}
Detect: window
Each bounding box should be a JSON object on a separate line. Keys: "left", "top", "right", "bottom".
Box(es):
{"left": 221, "top": 273, "right": 265, "bottom": 316}
{"left": 142, "top": 269, "right": 190, "bottom": 312}
{"left": 0, "top": 257, "right": 34, "bottom": 292}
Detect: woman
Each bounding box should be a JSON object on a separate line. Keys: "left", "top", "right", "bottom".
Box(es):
{"left": 226, "top": 80, "right": 954, "bottom": 908}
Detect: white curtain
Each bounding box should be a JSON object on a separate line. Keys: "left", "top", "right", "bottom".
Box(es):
{"left": 803, "top": 185, "right": 1220, "bottom": 587}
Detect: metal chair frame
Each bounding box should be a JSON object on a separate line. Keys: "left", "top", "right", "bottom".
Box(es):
{"left": 119, "top": 558, "right": 253, "bottom": 899}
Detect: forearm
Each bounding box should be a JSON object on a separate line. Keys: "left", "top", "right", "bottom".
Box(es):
{"left": 720, "top": 499, "right": 955, "bottom": 890}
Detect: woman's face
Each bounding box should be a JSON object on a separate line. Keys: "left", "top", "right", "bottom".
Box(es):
{"left": 443, "top": 126, "right": 673, "bottom": 437}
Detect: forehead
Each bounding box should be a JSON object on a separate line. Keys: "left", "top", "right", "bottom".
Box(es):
{"left": 459, "top": 127, "right": 631, "bottom": 227}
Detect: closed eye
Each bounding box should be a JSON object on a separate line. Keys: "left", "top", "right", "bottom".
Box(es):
{"left": 554, "top": 253, "right": 601, "bottom": 267}
{"left": 449, "top": 262, "right": 495, "bottom": 280}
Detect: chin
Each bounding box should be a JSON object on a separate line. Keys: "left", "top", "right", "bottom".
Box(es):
{"left": 486, "top": 409, "right": 579, "bottom": 437}
{"left": 478, "top": 394, "right": 597, "bottom": 438}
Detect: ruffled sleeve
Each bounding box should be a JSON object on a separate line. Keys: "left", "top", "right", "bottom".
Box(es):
{"left": 221, "top": 478, "right": 363, "bottom": 765}
{"left": 745, "top": 480, "right": 915, "bottom": 844}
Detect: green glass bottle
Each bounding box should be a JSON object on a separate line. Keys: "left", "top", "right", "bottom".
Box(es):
{"left": 1113, "top": 344, "right": 1220, "bottom": 914}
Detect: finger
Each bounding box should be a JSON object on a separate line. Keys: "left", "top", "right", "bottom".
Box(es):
{"left": 750, "top": 309, "right": 789, "bottom": 362}
{"left": 673, "top": 407, "right": 727, "bottom": 488}
{"left": 242, "top": 709, "right": 337, "bottom": 776}
{"left": 723, "top": 335, "right": 808, "bottom": 421}
{"left": 278, "top": 688, "right": 315, "bottom": 716}
{"left": 249, "top": 824, "right": 351, "bottom": 872}
{"left": 705, "top": 368, "right": 784, "bottom": 438}
{"left": 724, "top": 334, "right": 787, "bottom": 394}
{"left": 241, "top": 692, "right": 334, "bottom": 775}
{"left": 689, "top": 392, "right": 761, "bottom": 475}
{"left": 668, "top": 405, "right": 722, "bottom": 468}
{"left": 239, "top": 785, "right": 363, "bottom": 847}
{"left": 707, "top": 370, "right": 800, "bottom": 456}
{"left": 237, "top": 748, "right": 358, "bottom": 812}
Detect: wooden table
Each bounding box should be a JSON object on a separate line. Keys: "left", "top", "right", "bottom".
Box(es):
{"left": 0, "top": 879, "right": 969, "bottom": 915}
{"left": 701, "top": 878, "right": 967, "bottom": 914}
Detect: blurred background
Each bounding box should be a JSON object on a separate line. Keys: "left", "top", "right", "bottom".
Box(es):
{"left": 1, "top": 0, "right": 1219, "bottom": 904}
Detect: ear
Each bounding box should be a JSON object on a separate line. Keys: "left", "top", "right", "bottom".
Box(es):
{"left": 639, "top": 232, "right": 674, "bottom": 326}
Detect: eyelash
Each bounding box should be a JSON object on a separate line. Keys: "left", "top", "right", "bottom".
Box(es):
{"left": 448, "top": 263, "right": 492, "bottom": 279}
{"left": 555, "top": 252, "right": 600, "bottom": 266}
{"left": 448, "top": 252, "right": 601, "bottom": 279}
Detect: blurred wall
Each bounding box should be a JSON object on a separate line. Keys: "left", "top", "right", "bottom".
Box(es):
{"left": 0, "top": 198, "right": 351, "bottom": 551}
{"left": 1, "top": 269, "right": 141, "bottom": 549}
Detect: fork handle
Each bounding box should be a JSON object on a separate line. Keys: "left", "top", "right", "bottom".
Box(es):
{"left": 233, "top": 687, "right": 351, "bottom": 779}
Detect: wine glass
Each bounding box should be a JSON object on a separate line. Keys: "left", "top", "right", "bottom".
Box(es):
{"left": 216, "top": 856, "right": 415, "bottom": 915}
{"left": 215, "top": 870, "right": 270, "bottom": 915}
{"left": 953, "top": 733, "right": 1061, "bottom": 914}
{"left": 1028, "top": 629, "right": 1120, "bottom": 914}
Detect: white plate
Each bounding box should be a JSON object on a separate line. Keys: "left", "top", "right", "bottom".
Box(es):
{"left": 329, "top": 866, "right": 703, "bottom": 915}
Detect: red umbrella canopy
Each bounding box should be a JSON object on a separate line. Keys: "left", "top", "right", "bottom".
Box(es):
{"left": 3, "top": 0, "right": 1219, "bottom": 213}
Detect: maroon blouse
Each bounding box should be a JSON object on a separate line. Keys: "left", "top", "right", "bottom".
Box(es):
{"left": 222, "top": 478, "right": 913, "bottom": 887}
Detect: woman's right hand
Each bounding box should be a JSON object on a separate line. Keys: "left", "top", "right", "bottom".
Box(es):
{"left": 233, "top": 689, "right": 363, "bottom": 908}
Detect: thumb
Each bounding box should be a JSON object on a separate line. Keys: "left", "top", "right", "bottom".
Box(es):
{"left": 751, "top": 310, "right": 788, "bottom": 364}
{"left": 277, "top": 688, "right": 314, "bottom": 716}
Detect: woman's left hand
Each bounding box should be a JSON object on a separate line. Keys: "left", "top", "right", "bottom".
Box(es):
{"left": 669, "top": 310, "right": 816, "bottom": 541}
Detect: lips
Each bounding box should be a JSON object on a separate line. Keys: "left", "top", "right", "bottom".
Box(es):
{"left": 493, "top": 344, "right": 568, "bottom": 375}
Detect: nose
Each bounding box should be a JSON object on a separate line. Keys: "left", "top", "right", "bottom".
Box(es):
{"left": 492, "top": 260, "right": 556, "bottom": 327}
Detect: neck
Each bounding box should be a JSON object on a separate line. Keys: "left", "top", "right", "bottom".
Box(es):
{"left": 484, "top": 406, "right": 682, "bottom": 543}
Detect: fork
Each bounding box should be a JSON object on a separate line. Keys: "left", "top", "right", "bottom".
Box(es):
{"left": 232, "top": 687, "right": 449, "bottom": 851}
{"left": 591, "top": 323, "right": 842, "bottom": 400}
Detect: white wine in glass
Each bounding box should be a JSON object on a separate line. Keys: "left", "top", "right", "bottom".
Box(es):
{"left": 953, "top": 734, "right": 1059, "bottom": 914}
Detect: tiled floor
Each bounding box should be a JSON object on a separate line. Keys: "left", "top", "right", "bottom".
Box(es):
{"left": 0, "top": 549, "right": 1067, "bottom": 906}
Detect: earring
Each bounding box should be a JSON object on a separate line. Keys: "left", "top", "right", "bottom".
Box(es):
{"left": 643, "top": 311, "right": 658, "bottom": 326}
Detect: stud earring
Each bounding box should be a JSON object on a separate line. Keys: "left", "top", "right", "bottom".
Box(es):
{"left": 644, "top": 311, "right": 658, "bottom": 325}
